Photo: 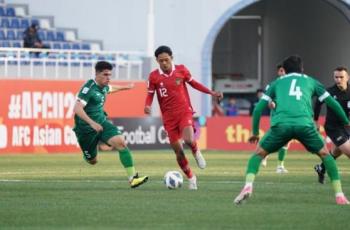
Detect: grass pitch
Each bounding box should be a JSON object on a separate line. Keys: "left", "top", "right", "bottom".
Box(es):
{"left": 1, "top": 150, "right": 350, "bottom": 229}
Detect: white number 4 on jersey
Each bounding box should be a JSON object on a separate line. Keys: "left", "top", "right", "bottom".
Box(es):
{"left": 289, "top": 79, "right": 302, "bottom": 100}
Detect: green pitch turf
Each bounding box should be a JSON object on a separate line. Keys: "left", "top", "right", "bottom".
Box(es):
{"left": 1, "top": 151, "right": 350, "bottom": 229}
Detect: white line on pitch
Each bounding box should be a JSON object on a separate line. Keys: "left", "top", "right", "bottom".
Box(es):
{"left": 0, "top": 179, "right": 304, "bottom": 185}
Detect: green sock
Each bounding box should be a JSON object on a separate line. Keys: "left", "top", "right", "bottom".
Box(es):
{"left": 278, "top": 148, "right": 287, "bottom": 167}
{"left": 323, "top": 154, "right": 342, "bottom": 194}
{"left": 245, "top": 154, "right": 263, "bottom": 184}
{"left": 118, "top": 148, "right": 135, "bottom": 178}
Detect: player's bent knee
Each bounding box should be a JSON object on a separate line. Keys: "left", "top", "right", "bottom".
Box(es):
{"left": 255, "top": 146, "right": 269, "bottom": 157}
{"left": 184, "top": 139, "right": 194, "bottom": 146}
{"left": 115, "top": 141, "right": 127, "bottom": 150}
{"left": 108, "top": 135, "right": 127, "bottom": 150}
{"left": 318, "top": 147, "right": 330, "bottom": 158}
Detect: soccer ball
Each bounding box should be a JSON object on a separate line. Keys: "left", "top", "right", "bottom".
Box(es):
{"left": 164, "top": 171, "right": 183, "bottom": 189}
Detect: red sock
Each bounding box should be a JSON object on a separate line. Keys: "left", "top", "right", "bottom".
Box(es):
{"left": 176, "top": 155, "right": 193, "bottom": 179}
{"left": 187, "top": 141, "right": 198, "bottom": 155}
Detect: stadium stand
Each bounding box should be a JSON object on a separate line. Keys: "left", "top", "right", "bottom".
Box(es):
{"left": 0, "top": 3, "right": 102, "bottom": 51}
{"left": 0, "top": 1, "right": 146, "bottom": 80}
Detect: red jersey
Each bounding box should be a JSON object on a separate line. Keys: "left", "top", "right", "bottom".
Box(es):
{"left": 146, "top": 64, "right": 194, "bottom": 116}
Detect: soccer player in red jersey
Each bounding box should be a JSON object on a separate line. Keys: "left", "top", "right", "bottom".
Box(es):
{"left": 144, "top": 46, "right": 223, "bottom": 189}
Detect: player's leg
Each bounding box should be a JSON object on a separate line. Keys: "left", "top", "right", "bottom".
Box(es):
{"left": 276, "top": 144, "right": 288, "bottom": 173}
{"left": 166, "top": 117, "right": 197, "bottom": 189}
{"left": 179, "top": 113, "right": 206, "bottom": 169}
{"left": 298, "top": 126, "right": 349, "bottom": 205}
{"left": 74, "top": 130, "right": 100, "bottom": 165}
{"left": 102, "top": 121, "right": 148, "bottom": 188}
{"left": 170, "top": 140, "right": 197, "bottom": 190}
{"left": 314, "top": 127, "right": 347, "bottom": 184}
{"left": 234, "top": 145, "right": 268, "bottom": 205}
{"left": 318, "top": 147, "right": 349, "bottom": 204}
{"left": 182, "top": 124, "right": 206, "bottom": 169}
{"left": 234, "top": 126, "right": 289, "bottom": 204}
{"left": 314, "top": 147, "right": 341, "bottom": 184}
{"left": 261, "top": 155, "right": 268, "bottom": 167}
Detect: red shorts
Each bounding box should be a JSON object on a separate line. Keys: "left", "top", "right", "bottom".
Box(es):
{"left": 163, "top": 111, "right": 194, "bottom": 143}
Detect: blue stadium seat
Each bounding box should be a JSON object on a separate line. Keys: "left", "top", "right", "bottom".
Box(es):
{"left": 72, "top": 43, "right": 80, "bottom": 50}
{"left": 31, "top": 19, "right": 39, "bottom": 26}
{"left": 53, "top": 43, "right": 61, "bottom": 49}
{"left": 78, "top": 53, "right": 87, "bottom": 60}
{"left": 70, "top": 52, "right": 80, "bottom": 66}
{"left": 1, "top": 18, "right": 9, "bottom": 28}
{"left": 0, "top": 30, "right": 5, "bottom": 40}
{"left": 16, "top": 30, "right": 24, "bottom": 40}
{"left": 0, "top": 7, "right": 4, "bottom": 16}
{"left": 98, "top": 55, "right": 106, "bottom": 61}
{"left": 7, "top": 30, "right": 16, "bottom": 40}
{"left": 2, "top": 41, "right": 10, "bottom": 47}
{"left": 20, "top": 18, "right": 30, "bottom": 29}
{"left": 88, "top": 53, "right": 98, "bottom": 60}
{"left": 62, "top": 43, "right": 71, "bottom": 50}
{"left": 12, "top": 41, "right": 21, "bottom": 47}
{"left": 46, "top": 31, "right": 56, "bottom": 41}
{"left": 56, "top": 31, "right": 65, "bottom": 41}
{"left": 29, "top": 52, "right": 37, "bottom": 58}
{"left": 71, "top": 52, "right": 79, "bottom": 59}
{"left": 105, "top": 54, "right": 116, "bottom": 61}
{"left": 37, "top": 30, "right": 45, "bottom": 40}
{"left": 48, "top": 53, "right": 58, "bottom": 59}
{"left": 81, "top": 43, "right": 90, "bottom": 50}
{"left": 6, "top": 7, "right": 15, "bottom": 17}
{"left": 9, "top": 18, "right": 20, "bottom": 28}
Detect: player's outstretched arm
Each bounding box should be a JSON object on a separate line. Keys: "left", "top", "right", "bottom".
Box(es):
{"left": 188, "top": 79, "right": 223, "bottom": 100}
{"left": 73, "top": 100, "right": 103, "bottom": 132}
{"left": 109, "top": 83, "right": 134, "bottom": 94}
{"left": 250, "top": 99, "right": 268, "bottom": 138}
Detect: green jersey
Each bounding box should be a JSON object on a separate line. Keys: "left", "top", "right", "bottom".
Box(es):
{"left": 264, "top": 75, "right": 280, "bottom": 117}
{"left": 262, "top": 73, "right": 328, "bottom": 127}
{"left": 74, "top": 79, "right": 110, "bottom": 133}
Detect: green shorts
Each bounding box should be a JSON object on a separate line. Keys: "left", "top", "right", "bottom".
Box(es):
{"left": 260, "top": 125, "right": 324, "bottom": 154}
{"left": 74, "top": 120, "right": 122, "bottom": 161}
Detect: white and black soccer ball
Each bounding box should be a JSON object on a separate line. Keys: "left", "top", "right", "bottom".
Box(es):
{"left": 164, "top": 171, "right": 183, "bottom": 189}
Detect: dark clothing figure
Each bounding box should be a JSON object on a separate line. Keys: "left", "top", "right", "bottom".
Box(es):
{"left": 23, "top": 24, "right": 43, "bottom": 48}
{"left": 314, "top": 83, "right": 350, "bottom": 129}
{"left": 23, "top": 24, "right": 50, "bottom": 57}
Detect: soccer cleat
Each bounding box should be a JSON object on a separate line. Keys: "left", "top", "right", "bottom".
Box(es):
{"left": 130, "top": 173, "right": 149, "bottom": 188}
{"left": 234, "top": 185, "right": 253, "bottom": 205}
{"left": 336, "top": 194, "right": 350, "bottom": 205}
{"left": 314, "top": 164, "right": 325, "bottom": 184}
{"left": 276, "top": 166, "right": 288, "bottom": 174}
{"left": 188, "top": 175, "right": 197, "bottom": 190}
{"left": 194, "top": 150, "right": 206, "bottom": 169}
{"left": 261, "top": 156, "right": 268, "bottom": 167}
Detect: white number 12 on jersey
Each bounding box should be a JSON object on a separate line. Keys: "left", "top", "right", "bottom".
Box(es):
{"left": 289, "top": 79, "right": 302, "bottom": 100}
{"left": 159, "top": 88, "right": 168, "bottom": 97}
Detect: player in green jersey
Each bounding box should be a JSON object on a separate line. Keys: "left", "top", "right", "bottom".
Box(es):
{"left": 73, "top": 61, "right": 148, "bottom": 188}
{"left": 234, "top": 55, "right": 350, "bottom": 205}
{"left": 261, "top": 64, "right": 289, "bottom": 173}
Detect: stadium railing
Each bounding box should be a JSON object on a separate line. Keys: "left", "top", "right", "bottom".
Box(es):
{"left": 0, "top": 47, "right": 145, "bottom": 80}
